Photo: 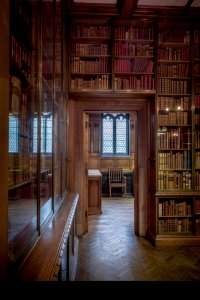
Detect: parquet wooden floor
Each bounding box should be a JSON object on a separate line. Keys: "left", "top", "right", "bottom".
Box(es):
{"left": 75, "top": 197, "right": 200, "bottom": 281}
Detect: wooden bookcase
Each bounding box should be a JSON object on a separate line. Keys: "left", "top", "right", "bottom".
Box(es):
{"left": 113, "top": 19, "right": 155, "bottom": 92}
{"left": 7, "top": 0, "right": 68, "bottom": 271}
{"left": 69, "top": 18, "right": 155, "bottom": 93}
{"left": 70, "top": 18, "right": 112, "bottom": 91}
{"left": 8, "top": 0, "right": 38, "bottom": 261}
{"left": 9, "top": 0, "right": 33, "bottom": 191}
{"left": 155, "top": 21, "right": 200, "bottom": 245}
{"left": 193, "top": 25, "right": 200, "bottom": 234}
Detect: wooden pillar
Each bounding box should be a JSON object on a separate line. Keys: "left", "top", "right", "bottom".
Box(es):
{"left": 137, "top": 103, "right": 149, "bottom": 236}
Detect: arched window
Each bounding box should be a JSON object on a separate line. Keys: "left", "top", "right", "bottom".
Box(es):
{"left": 102, "top": 113, "right": 129, "bottom": 156}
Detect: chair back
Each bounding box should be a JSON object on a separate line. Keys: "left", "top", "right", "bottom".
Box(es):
{"left": 109, "top": 168, "right": 123, "bottom": 183}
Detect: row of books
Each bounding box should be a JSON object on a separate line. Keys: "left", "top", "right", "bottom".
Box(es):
{"left": 195, "top": 220, "right": 200, "bottom": 233}
{"left": 195, "top": 199, "right": 200, "bottom": 213}
{"left": 158, "top": 96, "right": 190, "bottom": 110}
{"left": 20, "top": 93, "right": 29, "bottom": 137}
{"left": 114, "top": 26, "right": 154, "bottom": 41}
{"left": 42, "top": 43, "right": 53, "bottom": 58}
{"left": 71, "top": 57, "right": 109, "bottom": 74}
{"left": 158, "top": 30, "right": 190, "bottom": 44}
{"left": 42, "top": 59, "right": 61, "bottom": 75}
{"left": 71, "top": 43, "right": 109, "bottom": 56}
{"left": 114, "top": 58, "right": 154, "bottom": 73}
{"left": 8, "top": 155, "right": 30, "bottom": 187}
{"left": 114, "top": 42, "right": 154, "bottom": 57}
{"left": 42, "top": 42, "right": 61, "bottom": 57}
{"left": 55, "top": 42, "right": 62, "bottom": 56}
{"left": 157, "top": 170, "right": 192, "bottom": 190}
{"left": 158, "top": 79, "right": 189, "bottom": 94}
{"left": 11, "top": 35, "right": 31, "bottom": 81}
{"left": 158, "top": 47, "right": 190, "bottom": 61}
{"left": 70, "top": 75, "right": 110, "bottom": 90}
{"left": 195, "top": 171, "right": 200, "bottom": 189}
{"left": 195, "top": 95, "right": 200, "bottom": 108}
{"left": 11, "top": 76, "right": 21, "bottom": 90}
{"left": 8, "top": 169, "right": 30, "bottom": 188}
{"left": 195, "top": 114, "right": 200, "bottom": 125}
{"left": 194, "top": 30, "right": 200, "bottom": 43}
{"left": 71, "top": 25, "right": 111, "bottom": 38}
{"left": 158, "top": 151, "right": 191, "bottom": 170}
{"left": 158, "top": 63, "right": 189, "bottom": 77}
{"left": 159, "top": 199, "right": 192, "bottom": 216}
{"left": 193, "top": 44, "right": 200, "bottom": 57}
{"left": 195, "top": 151, "right": 200, "bottom": 168}
{"left": 11, "top": 92, "right": 20, "bottom": 115}
{"left": 17, "top": 0, "right": 32, "bottom": 33}
{"left": 9, "top": 154, "right": 28, "bottom": 169}
{"left": 158, "top": 128, "right": 191, "bottom": 149}
{"left": 193, "top": 63, "right": 200, "bottom": 76}
{"left": 114, "top": 75, "right": 155, "bottom": 90}
{"left": 195, "top": 80, "right": 200, "bottom": 93}
{"left": 158, "top": 218, "right": 192, "bottom": 233}
{"left": 158, "top": 111, "right": 190, "bottom": 126}
{"left": 42, "top": 58, "right": 53, "bottom": 75}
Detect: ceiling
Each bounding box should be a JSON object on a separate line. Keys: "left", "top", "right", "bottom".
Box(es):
{"left": 73, "top": 0, "right": 200, "bottom": 5}
{"left": 70, "top": 0, "right": 200, "bottom": 17}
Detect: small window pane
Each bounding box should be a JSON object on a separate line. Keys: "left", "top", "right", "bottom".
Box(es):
{"left": 46, "top": 115, "right": 52, "bottom": 153}
{"left": 102, "top": 116, "right": 113, "bottom": 153}
{"left": 33, "top": 115, "right": 52, "bottom": 154}
{"left": 33, "top": 117, "right": 38, "bottom": 153}
{"left": 9, "top": 114, "right": 19, "bottom": 153}
{"left": 116, "top": 116, "right": 127, "bottom": 154}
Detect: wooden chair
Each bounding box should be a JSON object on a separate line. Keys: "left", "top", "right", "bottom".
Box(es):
{"left": 108, "top": 168, "right": 127, "bottom": 197}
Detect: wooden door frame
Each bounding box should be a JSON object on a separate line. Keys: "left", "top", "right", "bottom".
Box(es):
{"left": 68, "top": 96, "right": 152, "bottom": 239}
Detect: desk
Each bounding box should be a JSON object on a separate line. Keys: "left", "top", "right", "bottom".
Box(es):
{"left": 88, "top": 169, "right": 102, "bottom": 215}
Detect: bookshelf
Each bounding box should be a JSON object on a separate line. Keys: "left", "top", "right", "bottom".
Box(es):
{"left": 40, "top": 0, "right": 54, "bottom": 218}
{"left": 70, "top": 19, "right": 112, "bottom": 91}
{"left": 158, "top": 196, "right": 193, "bottom": 234}
{"left": 9, "top": 0, "right": 33, "bottom": 190}
{"left": 69, "top": 18, "right": 155, "bottom": 93}
{"left": 113, "top": 20, "right": 155, "bottom": 92}
{"left": 7, "top": 0, "right": 67, "bottom": 268}
{"left": 156, "top": 22, "right": 200, "bottom": 242}
{"left": 8, "top": 0, "right": 38, "bottom": 261}
{"left": 9, "top": 0, "right": 33, "bottom": 194}
{"left": 53, "top": 1, "right": 63, "bottom": 206}
{"left": 193, "top": 25, "right": 200, "bottom": 233}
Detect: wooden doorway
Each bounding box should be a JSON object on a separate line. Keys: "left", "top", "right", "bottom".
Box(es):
{"left": 68, "top": 96, "right": 154, "bottom": 239}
